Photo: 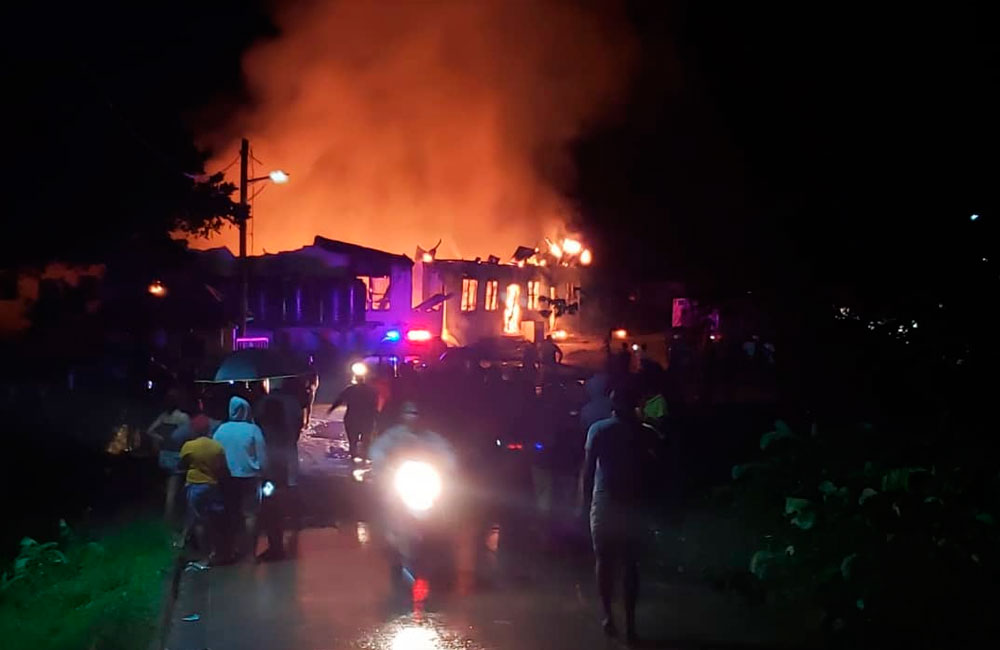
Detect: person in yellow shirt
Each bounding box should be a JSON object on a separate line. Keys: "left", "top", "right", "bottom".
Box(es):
{"left": 180, "top": 415, "right": 229, "bottom": 564}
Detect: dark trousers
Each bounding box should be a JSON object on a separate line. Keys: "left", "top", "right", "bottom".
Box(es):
{"left": 344, "top": 422, "right": 372, "bottom": 458}
{"left": 260, "top": 484, "right": 286, "bottom": 553}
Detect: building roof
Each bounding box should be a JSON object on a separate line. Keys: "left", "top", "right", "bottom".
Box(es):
{"left": 313, "top": 236, "right": 412, "bottom": 266}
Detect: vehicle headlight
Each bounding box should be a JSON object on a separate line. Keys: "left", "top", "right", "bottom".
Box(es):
{"left": 393, "top": 460, "right": 442, "bottom": 511}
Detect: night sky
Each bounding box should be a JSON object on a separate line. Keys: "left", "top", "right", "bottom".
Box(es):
{"left": 3, "top": 1, "right": 996, "bottom": 302}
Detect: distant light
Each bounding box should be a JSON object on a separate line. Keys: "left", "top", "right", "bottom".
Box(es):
{"left": 562, "top": 238, "right": 582, "bottom": 256}
{"left": 406, "top": 329, "right": 432, "bottom": 342}
{"left": 268, "top": 170, "right": 289, "bottom": 184}
{"left": 146, "top": 380, "right": 153, "bottom": 390}
{"left": 613, "top": 328, "right": 628, "bottom": 340}
{"left": 506, "top": 442, "right": 523, "bottom": 450}
{"left": 148, "top": 281, "right": 167, "bottom": 297}
{"left": 534, "top": 442, "right": 544, "bottom": 451}
{"left": 496, "top": 438, "right": 501, "bottom": 447}
{"left": 709, "top": 333, "right": 721, "bottom": 341}
{"left": 356, "top": 521, "right": 369, "bottom": 544}
{"left": 631, "top": 343, "right": 640, "bottom": 351}
{"left": 983, "top": 257, "right": 989, "bottom": 262}
{"left": 350, "top": 361, "right": 368, "bottom": 377}
{"left": 383, "top": 329, "right": 401, "bottom": 342}
{"left": 912, "top": 321, "right": 919, "bottom": 329}
{"left": 580, "top": 249, "right": 593, "bottom": 266}
{"left": 261, "top": 481, "right": 275, "bottom": 498}
{"left": 970, "top": 213, "right": 979, "bottom": 221}
{"left": 551, "top": 329, "right": 568, "bottom": 341}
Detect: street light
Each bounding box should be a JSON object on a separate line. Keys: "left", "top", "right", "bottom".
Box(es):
{"left": 238, "top": 138, "right": 289, "bottom": 336}
{"left": 247, "top": 170, "right": 290, "bottom": 184}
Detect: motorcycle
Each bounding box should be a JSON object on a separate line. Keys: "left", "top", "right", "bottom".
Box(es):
{"left": 356, "top": 446, "right": 459, "bottom": 595}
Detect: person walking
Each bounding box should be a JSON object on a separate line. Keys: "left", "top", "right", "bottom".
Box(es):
{"left": 540, "top": 335, "right": 564, "bottom": 367}
{"left": 579, "top": 386, "right": 657, "bottom": 645}
{"left": 277, "top": 377, "right": 307, "bottom": 533}
{"left": 329, "top": 376, "right": 379, "bottom": 460}
{"left": 179, "top": 415, "right": 228, "bottom": 565}
{"left": 256, "top": 396, "right": 290, "bottom": 561}
{"left": 213, "top": 395, "right": 268, "bottom": 560}
{"left": 148, "top": 389, "right": 192, "bottom": 524}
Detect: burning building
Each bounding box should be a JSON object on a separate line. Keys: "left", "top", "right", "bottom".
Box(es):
{"left": 191, "top": 234, "right": 589, "bottom": 354}
{"left": 413, "top": 240, "right": 588, "bottom": 347}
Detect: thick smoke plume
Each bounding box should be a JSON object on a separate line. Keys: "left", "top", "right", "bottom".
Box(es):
{"left": 196, "top": 0, "right": 633, "bottom": 259}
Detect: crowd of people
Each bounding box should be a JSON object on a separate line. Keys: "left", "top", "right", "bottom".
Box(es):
{"left": 147, "top": 378, "right": 309, "bottom": 565}
{"left": 146, "top": 341, "right": 673, "bottom": 642}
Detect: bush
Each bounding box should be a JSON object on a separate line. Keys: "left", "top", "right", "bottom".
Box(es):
{"left": 0, "top": 519, "right": 174, "bottom": 650}
{"left": 727, "top": 420, "right": 1000, "bottom": 649}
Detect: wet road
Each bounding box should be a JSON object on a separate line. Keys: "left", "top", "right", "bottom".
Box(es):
{"left": 166, "top": 523, "right": 812, "bottom": 650}
{"left": 168, "top": 525, "right": 596, "bottom": 650}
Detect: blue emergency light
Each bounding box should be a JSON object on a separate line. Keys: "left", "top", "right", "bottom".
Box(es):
{"left": 384, "top": 329, "right": 402, "bottom": 342}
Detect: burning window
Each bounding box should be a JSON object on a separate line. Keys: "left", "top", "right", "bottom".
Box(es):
{"left": 461, "top": 278, "right": 479, "bottom": 312}
{"left": 503, "top": 283, "right": 521, "bottom": 334}
{"left": 526, "top": 280, "right": 541, "bottom": 309}
{"left": 484, "top": 279, "right": 499, "bottom": 311}
{"left": 358, "top": 275, "right": 391, "bottom": 311}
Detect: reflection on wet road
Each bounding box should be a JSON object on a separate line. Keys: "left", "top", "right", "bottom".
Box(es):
{"left": 363, "top": 612, "right": 486, "bottom": 650}
{"left": 167, "top": 520, "right": 812, "bottom": 649}
{"left": 168, "top": 526, "right": 528, "bottom": 650}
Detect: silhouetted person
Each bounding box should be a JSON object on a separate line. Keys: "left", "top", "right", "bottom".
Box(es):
{"left": 580, "top": 386, "right": 656, "bottom": 645}
{"left": 329, "top": 377, "right": 379, "bottom": 460}
{"left": 148, "top": 389, "right": 191, "bottom": 524}
{"left": 257, "top": 397, "right": 289, "bottom": 561}
{"left": 540, "top": 335, "right": 563, "bottom": 366}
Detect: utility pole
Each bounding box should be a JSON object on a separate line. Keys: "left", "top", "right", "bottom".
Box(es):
{"left": 238, "top": 137, "right": 249, "bottom": 337}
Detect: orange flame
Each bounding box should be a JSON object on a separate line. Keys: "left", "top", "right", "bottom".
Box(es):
{"left": 562, "top": 238, "right": 582, "bottom": 255}
{"left": 580, "top": 249, "right": 592, "bottom": 265}
{"left": 503, "top": 284, "right": 522, "bottom": 335}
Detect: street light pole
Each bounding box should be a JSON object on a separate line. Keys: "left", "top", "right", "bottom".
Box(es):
{"left": 239, "top": 137, "right": 249, "bottom": 337}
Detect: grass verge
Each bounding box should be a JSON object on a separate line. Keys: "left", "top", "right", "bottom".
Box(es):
{"left": 0, "top": 518, "right": 174, "bottom": 650}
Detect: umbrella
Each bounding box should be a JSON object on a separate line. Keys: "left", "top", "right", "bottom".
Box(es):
{"left": 209, "top": 348, "right": 308, "bottom": 382}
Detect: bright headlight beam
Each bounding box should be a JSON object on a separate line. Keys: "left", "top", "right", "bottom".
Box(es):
{"left": 394, "top": 460, "right": 442, "bottom": 511}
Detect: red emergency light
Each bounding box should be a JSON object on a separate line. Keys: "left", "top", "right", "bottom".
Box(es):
{"left": 406, "top": 329, "right": 432, "bottom": 342}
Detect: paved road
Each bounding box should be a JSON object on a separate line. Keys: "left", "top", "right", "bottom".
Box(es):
{"left": 166, "top": 523, "right": 814, "bottom": 650}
